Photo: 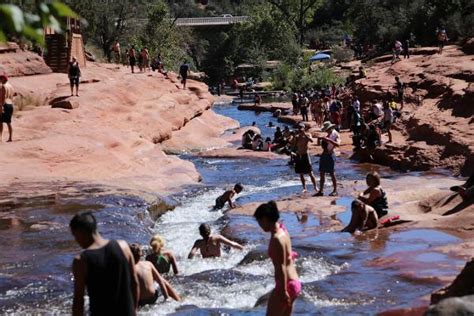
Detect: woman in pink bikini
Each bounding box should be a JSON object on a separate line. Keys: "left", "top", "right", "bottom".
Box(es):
{"left": 254, "top": 201, "right": 301, "bottom": 316}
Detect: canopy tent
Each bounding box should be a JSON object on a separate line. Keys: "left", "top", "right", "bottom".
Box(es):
{"left": 309, "top": 53, "right": 331, "bottom": 62}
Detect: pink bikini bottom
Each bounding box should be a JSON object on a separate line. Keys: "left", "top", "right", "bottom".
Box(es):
{"left": 275, "top": 279, "right": 302, "bottom": 302}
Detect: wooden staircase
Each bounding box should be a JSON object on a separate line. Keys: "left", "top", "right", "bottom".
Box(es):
{"left": 45, "top": 34, "right": 69, "bottom": 73}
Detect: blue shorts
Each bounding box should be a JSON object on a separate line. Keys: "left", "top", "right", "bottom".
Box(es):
{"left": 319, "top": 152, "right": 336, "bottom": 174}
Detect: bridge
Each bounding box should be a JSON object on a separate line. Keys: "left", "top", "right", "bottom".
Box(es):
{"left": 173, "top": 16, "right": 249, "bottom": 26}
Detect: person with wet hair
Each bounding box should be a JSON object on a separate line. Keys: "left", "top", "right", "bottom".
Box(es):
{"left": 129, "top": 243, "right": 181, "bottom": 306}
{"left": 254, "top": 201, "right": 301, "bottom": 315}
{"left": 213, "top": 183, "right": 243, "bottom": 210}
{"left": 358, "top": 171, "right": 389, "bottom": 218}
{"left": 188, "top": 223, "right": 244, "bottom": 259}
{"left": 70, "top": 211, "right": 139, "bottom": 316}
{"left": 341, "top": 199, "right": 378, "bottom": 233}
{"left": 145, "top": 234, "right": 179, "bottom": 275}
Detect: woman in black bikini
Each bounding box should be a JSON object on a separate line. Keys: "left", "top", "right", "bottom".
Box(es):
{"left": 358, "top": 171, "right": 389, "bottom": 218}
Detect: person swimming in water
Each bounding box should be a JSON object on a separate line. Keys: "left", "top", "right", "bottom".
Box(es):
{"left": 188, "top": 223, "right": 244, "bottom": 259}
{"left": 341, "top": 199, "right": 379, "bottom": 234}
{"left": 129, "top": 244, "right": 181, "bottom": 306}
{"left": 254, "top": 201, "right": 301, "bottom": 316}
{"left": 213, "top": 183, "right": 243, "bottom": 210}
{"left": 145, "top": 234, "right": 179, "bottom": 275}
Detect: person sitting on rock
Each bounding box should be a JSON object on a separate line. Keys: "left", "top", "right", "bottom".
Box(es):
{"left": 213, "top": 183, "right": 243, "bottom": 210}
{"left": 252, "top": 134, "right": 264, "bottom": 151}
{"left": 262, "top": 137, "right": 273, "bottom": 152}
{"left": 358, "top": 171, "right": 389, "bottom": 218}
{"left": 188, "top": 223, "right": 244, "bottom": 259}
{"left": 450, "top": 173, "right": 474, "bottom": 201}
{"left": 273, "top": 127, "right": 283, "bottom": 145}
{"left": 241, "top": 130, "right": 256, "bottom": 149}
{"left": 342, "top": 199, "right": 378, "bottom": 234}
{"left": 146, "top": 234, "right": 179, "bottom": 275}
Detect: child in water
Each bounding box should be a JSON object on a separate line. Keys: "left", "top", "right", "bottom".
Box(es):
{"left": 341, "top": 199, "right": 378, "bottom": 234}
{"left": 213, "top": 183, "right": 243, "bottom": 210}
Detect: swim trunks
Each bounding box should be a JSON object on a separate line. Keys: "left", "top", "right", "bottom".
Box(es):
{"left": 214, "top": 196, "right": 225, "bottom": 210}
{"left": 138, "top": 290, "right": 159, "bottom": 307}
{"left": 69, "top": 77, "right": 79, "bottom": 86}
{"left": 294, "top": 153, "right": 312, "bottom": 174}
{"left": 1, "top": 104, "right": 13, "bottom": 124}
{"left": 319, "top": 152, "right": 335, "bottom": 173}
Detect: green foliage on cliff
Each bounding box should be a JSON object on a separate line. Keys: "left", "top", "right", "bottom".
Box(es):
{"left": 0, "top": 1, "right": 78, "bottom": 45}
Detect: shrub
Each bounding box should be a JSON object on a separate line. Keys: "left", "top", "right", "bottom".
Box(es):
{"left": 330, "top": 45, "right": 354, "bottom": 63}
{"left": 272, "top": 61, "right": 345, "bottom": 92}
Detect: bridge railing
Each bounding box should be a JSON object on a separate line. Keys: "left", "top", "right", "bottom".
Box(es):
{"left": 174, "top": 16, "right": 249, "bottom": 26}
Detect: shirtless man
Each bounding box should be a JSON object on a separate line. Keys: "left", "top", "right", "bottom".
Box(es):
{"left": 188, "top": 223, "right": 244, "bottom": 259}
{"left": 129, "top": 244, "right": 180, "bottom": 306}
{"left": 341, "top": 200, "right": 378, "bottom": 234}
{"left": 213, "top": 183, "right": 243, "bottom": 210}
{"left": 294, "top": 125, "right": 318, "bottom": 193}
{"left": 0, "top": 75, "right": 14, "bottom": 142}
{"left": 70, "top": 212, "right": 139, "bottom": 316}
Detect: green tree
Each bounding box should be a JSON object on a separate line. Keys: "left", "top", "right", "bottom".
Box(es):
{"left": 68, "top": 0, "right": 147, "bottom": 61}
{"left": 266, "top": 0, "right": 323, "bottom": 45}
{"left": 0, "top": 1, "right": 78, "bottom": 44}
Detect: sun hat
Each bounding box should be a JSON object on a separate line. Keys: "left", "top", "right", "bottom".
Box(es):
{"left": 321, "top": 121, "right": 335, "bottom": 132}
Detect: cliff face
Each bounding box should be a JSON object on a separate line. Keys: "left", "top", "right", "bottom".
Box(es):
{"left": 2, "top": 63, "right": 236, "bottom": 194}
{"left": 353, "top": 44, "right": 473, "bottom": 176}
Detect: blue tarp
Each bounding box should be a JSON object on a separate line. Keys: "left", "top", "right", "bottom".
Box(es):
{"left": 309, "top": 53, "right": 331, "bottom": 62}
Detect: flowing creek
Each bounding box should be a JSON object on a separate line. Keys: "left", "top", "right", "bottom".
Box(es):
{"left": 0, "top": 102, "right": 465, "bottom": 315}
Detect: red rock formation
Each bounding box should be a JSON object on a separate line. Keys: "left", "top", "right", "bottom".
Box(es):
{"left": 431, "top": 259, "right": 474, "bottom": 304}
{"left": 1, "top": 62, "right": 235, "bottom": 194}
{"left": 0, "top": 42, "right": 52, "bottom": 77}
{"left": 352, "top": 45, "right": 473, "bottom": 176}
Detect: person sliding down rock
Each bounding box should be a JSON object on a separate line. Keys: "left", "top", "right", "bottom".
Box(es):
{"left": 188, "top": 223, "right": 244, "bottom": 259}
{"left": 213, "top": 183, "right": 243, "bottom": 210}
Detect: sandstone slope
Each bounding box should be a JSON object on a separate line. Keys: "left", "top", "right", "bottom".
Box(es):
{"left": 1, "top": 63, "right": 235, "bottom": 195}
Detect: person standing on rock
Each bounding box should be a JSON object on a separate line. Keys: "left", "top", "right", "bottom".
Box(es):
{"left": 179, "top": 60, "right": 190, "bottom": 89}
{"left": 436, "top": 27, "right": 448, "bottom": 54}
{"left": 403, "top": 39, "right": 410, "bottom": 59}
{"left": 395, "top": 76, "right": 405, "bottom": 110}
{"left": 128, "top": 46, "right": 137, "bottom": 74}
{"left": 294, "top": 124, "right": 318, "bottom": 193}
{"left": 0, "top": 74, "right": 14, "bottom": 142}
{"left": 383, "top": 102, "right": 394, "bottom": 143}
{"left": 300, "top": 95, "right": 309, "bottom": 122}
{"left": 113, "top": 40, "right": 121, "bottom": 64}
{"left": 68, "top": 57, "right": 81, "bottom": 97}
{"left": 315, "top": 122, "right": 340, "bottom": 197}
{"left": 70, "top": 211, "right": 139, "bottom": 316}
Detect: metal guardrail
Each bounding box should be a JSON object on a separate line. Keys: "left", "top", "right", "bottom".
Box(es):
{"left": 174, "top": 16, "right": 249, "bottom": 26}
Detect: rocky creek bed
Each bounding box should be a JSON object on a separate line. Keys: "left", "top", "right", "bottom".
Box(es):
{"left": 0, "top": 102, "right": 471, "bottom": 315}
